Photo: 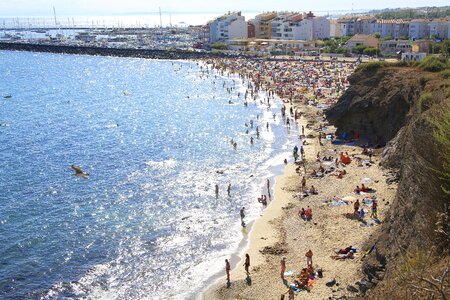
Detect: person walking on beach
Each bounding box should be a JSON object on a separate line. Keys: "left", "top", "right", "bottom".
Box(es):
{"left": 240, "top": 207, "right": 246, "bottom": 227}
{"left": 225, "top": 259, "right": 231, "bottom": 282}
{"left": 243, "top": 253, "right": 250, "bottom": 276}
{"left": 305, "top": 250, "right": 313, "bottom": 267}
{"left": 371, "top": 199, "right": 378, "bottom": 219}
{"left": 227, "top": 183, "right": 231, "bottom": 196}
{"left": 240, "top": 207, "right": 245, "bottom": 220}
{"left": 280, "top": 257, "right": 286, "bottom": 280}
{"left": 215, "top": 184, "right": 219, "bottom": 198}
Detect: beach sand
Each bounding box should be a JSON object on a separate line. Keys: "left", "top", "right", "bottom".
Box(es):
{"left": 202, "top": 59, "right": 397, "bottom": 300}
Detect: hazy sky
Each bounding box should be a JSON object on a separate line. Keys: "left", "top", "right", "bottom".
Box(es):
{"left": 0, "top": 0, "right": 448, "bottom": 17}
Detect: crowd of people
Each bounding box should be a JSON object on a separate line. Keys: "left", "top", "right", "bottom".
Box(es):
{"left": 197, "top": 57, "right": 383, "bottom": 298}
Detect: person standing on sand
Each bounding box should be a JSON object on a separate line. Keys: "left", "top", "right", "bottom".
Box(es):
{"left": 280, "top": 257, "right": 286, "bottom": 280}
{"left": 240, "top": 207, "right": 246, "bottom": 228}
{"left": 301, "top": 176, "right": 306, "bottom": 192}
{"left": 225, "top": 259, "right": 231, "bottom": 282}
{"left": 354, "top": 199, "right": 360, "bottom": 215}
{"left": 305, "top": 250, "right": 313, "bottom": 267}
{"left": 227, "top": 183, "right": 231, "bottom": 196}
{"left": 243, "top": 253, "right": 250, "bottom": 275}
{"left": 215, "top": 184, "right": 219, "bottom": 198}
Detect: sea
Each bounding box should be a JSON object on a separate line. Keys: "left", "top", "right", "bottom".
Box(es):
{"left": 0, "top": 50, "right": 299, "bottom": 299}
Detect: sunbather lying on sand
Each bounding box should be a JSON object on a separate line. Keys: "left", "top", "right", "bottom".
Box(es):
{"left": 361, "top": 184, "right": 375, "bottom": 193}
{"left": 309, "top": 185, "right": 318, "bottom": 195}
{"left": 331, "top": 169, "right": 346, "bottom": 179}
{"left": 331, "top": 251, "right": 354, "bottom": 260}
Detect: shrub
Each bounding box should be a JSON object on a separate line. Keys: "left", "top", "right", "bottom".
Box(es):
{"left": 210, "top": 43, "right": 227, "bottom": 50}
{"left": 419, "top": 92, "right": 433, "bottom": 111}
{"left": 419, "top": 76, "right": 431, "bottom": 87}
{"left": 440, "top": 69, "right": 450, "bottom": 79}
{"left": 432, "top": 104, "right": 450, "bottom": 195}
{"left": 357, "top": 61, "right": 389, "bottom": 72}
{"left": 363, "top": 47, "right": 380, "bottom": 57}
{"left": 418, "top": 56, "right": 450, "bottom": 72}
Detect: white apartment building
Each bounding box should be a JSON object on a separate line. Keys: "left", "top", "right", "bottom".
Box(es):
{"left": 312, "top": 16, "right": 330, "bottom": 39}
{"left": 370, "top": 20, "right": 409, "bottom": 38}
{"left": 428, "top": 19, "right": 449, "bottom": 39}
{"left": 270, "top": 13, "right": 292, "bottom": 39}
{"left": 355, "top": 17, "right": 376, "bottom": 35}
{"left": 209, "top": 12, "right": 248, "bottom": 43}
{"left": 274, "top": 13, "right": 329, "bottom": 41}
{"left": 337, "top": 18, "right": 356, "bottom": 36}
{"left": 409, "top": 19, "right": 430, "bottom": 39}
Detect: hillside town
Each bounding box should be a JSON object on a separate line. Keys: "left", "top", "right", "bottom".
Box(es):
{"left": 201, "top": 11, "right": 449, "bottom": 59}
{"left": 1, "top": 8, "right": 449, "bottom": 60}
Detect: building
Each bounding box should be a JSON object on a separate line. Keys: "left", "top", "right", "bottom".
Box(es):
{"left": 208, "top": 12, "right": 248, "bottom": 43}
{"left": 254, "top": 12, "right": 277, "bottom": 39}
{"left": 270, "top": 13, "right": 291, "bottom": 39}
{"left": 312, "top": 16, "right": 330, "bottom": 39}
{"left": 200, "top": 24, "right": 210, "bottom": 43}
{"left": 412, "top": 40, "right": 431, "bottom": 53}
{"left": 428, "top": 19, "right": 449, "bottom": 39}
{"left": 336, "top": 17, "right": 356, "bottom": 36}
{"left": 354, "top": 16, "right": 376, "bottom": 35}
{"left": 409, "top": 19, "right": 430, "bottom": 39}
{"left": 378, "top": 39, "right": 412, "bottom": 55}
{"left": 346, "top": 34, "right": 379, "bottom": 48}
{"left": 329, "top": 19, "right": 339, "bottom": 37}
{"left": 370, "top": 19, "right": 409, "bottom": 39}
{"left": 248, "top": 23, "right": 255, "bottom": 38}
{"left": 271, "top": 12, "right": 329, "bottom": 41}
{"left": 401, "top": 52, "right": 426, "bottom": 61}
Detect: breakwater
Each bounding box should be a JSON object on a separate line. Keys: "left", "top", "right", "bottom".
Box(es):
{"left": 0, "top": 42, "right": 232, "bottom": 60}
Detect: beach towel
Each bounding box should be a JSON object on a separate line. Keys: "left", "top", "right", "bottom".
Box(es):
{"left": 284, "top": 270, "right": 295, "bottom": 277}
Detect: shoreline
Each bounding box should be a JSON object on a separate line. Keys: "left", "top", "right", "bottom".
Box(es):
{"left": 202, "top": 58, "right": 397, "bottom": 299}
{"left": 195, "top": 62, "right": 301, "bottom": 299}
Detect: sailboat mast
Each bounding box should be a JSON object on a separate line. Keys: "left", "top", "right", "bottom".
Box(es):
{"left": 159, "top": 7, "right": 162, "bottom": 28}
{"left": 53, "top": 6, "right": 57, "bottom": 26}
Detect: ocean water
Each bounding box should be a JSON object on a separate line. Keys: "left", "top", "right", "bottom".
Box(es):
{"left": 0, "top": 50, "right": 298, "bottom": 299}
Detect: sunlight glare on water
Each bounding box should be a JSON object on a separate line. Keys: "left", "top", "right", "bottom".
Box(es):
{"left": 0, "top": 51, "right": 299, "bottom": 299}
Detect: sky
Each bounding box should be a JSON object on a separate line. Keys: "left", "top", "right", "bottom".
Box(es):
{"left": 0, "top": 0, "right": 448, "bottom": 17}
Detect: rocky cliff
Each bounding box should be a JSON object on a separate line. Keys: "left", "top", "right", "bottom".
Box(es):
{"left": 326, "top": 63, "right": 449, "bottom": 299}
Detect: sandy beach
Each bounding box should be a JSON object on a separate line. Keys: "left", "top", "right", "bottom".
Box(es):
{"left": 202, "top": 58, "right": 398, "bottom": 299}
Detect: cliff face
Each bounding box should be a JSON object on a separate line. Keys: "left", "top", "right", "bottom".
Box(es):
{"left": 326, "top": 65, "right": 449, "bottom": 297}
{"left": 326, "top": 67, "right": 426, "bottom": 145}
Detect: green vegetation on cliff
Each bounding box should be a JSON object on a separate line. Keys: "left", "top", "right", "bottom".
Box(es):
{"left": 432, "top": 105, "right": 450, "bottom": 195}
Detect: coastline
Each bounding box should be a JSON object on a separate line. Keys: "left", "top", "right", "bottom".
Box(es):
{"left": 195, "top": 62, "right": 301, "bottom": 299}
{"left": 202, "top": 58, "right": 398, "bottom": 299}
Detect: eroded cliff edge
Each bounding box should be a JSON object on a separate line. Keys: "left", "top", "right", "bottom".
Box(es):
{"left": 326, "top": 62, "right": 449, "bottom": 299}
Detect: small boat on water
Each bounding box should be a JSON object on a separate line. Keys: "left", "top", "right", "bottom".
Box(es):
{"left": 3, "top": 95, "right": 12, "bottom": 99}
